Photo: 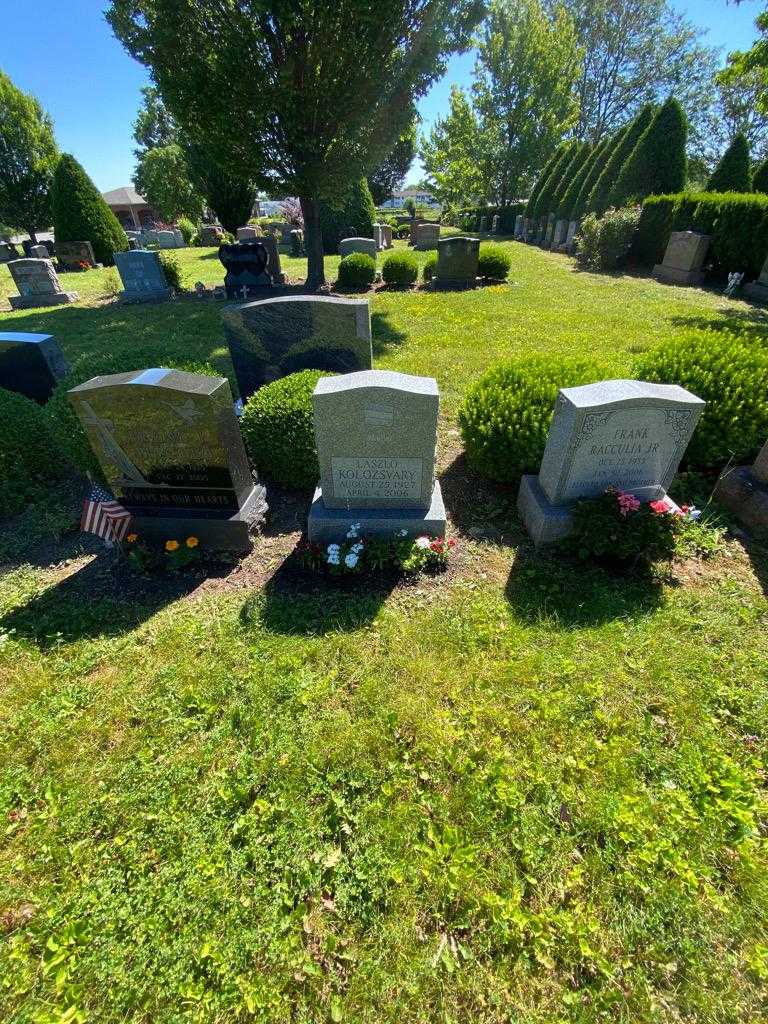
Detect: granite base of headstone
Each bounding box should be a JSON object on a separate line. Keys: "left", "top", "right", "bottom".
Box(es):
{"left": 114, "top": 250, "right": 172, "bottom": 302}
{"left": 57, "top": 240, "right": 97, "bottom": 270}
{"left": 744, "top": 254, "right": 768, "bottom": 303}
{"left": 653, "top": 231, "right": 710, "bottom": 286}
{"left": 714, "top": 439, "right": 768, "bottom": 538}
{"left": 307, "top": 370, "right": 446, "bottom": 544}
{"left": 518, "top": 379, "right": 705, "bottom": 546}
{"left": 0, "top": 331, "right": 69, "bottom": 403}
{"left": 339, "top": 237, "right": 377, "bottom": 259}
{"left": 434, "top": 236, "right": 479, "bottom": 289}
{"left": 68, "top": 368, "right": 267, "bottom": 552}
{"left": 222, "top": 294, "right": 373, "bottom": 402}
{"left": 218, "top": 241, "right": 272, "bottom": 299}
{"left": 7, "top": 259, "right": 78, "bottom": 309}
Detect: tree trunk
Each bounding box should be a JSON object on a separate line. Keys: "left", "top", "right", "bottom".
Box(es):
{"left": 300, "top": 196, "right": 325, "bottom": 290}
{"left": 28, "top": 227, "right": 38, "bottom": 244}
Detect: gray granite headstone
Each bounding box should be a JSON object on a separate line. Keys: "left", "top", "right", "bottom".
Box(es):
{"left": 29, "top": 244, "right": 48, "bottom": 259}
{"left": 308, "top": 369, "right": 446, "bottom": 543}
{"left": 435, "top": 236, "right": 479, "bottom": 289}
{"left": 542, "top": 214, "right": 555, "bottom": 248}
{"left": 380, "top": 224, "right": 393, "bottom": 249}
{"left": 514, "top": 215, "right": 524, "bottom": 239}
{"left": 236, "top": 226, "right": 259, "bottom": 241}
{"left": 414, "top": 223, "right": 440, "bottom": 251}
{"left": 222, "top": 294, "right": 372, "bottom": 403}
{"left": 0, "top": 331, "right": 69, "bottom": 403}
{"left": 339, "top": 237, "right": 376, "bottom": 259}
{"left": 373, "top": 224, "right": 383, "bottom": 251}
{"left": 114, "top": 250, "right": 172, "bottom": 302}
{"left": 518, "top": 379, "right": 705, "bottom": 546}
{"left": 68, "top": 368, "right": 266, "bottom": 551}
{"left": 7, "top": 258, "right": 78, "bottom": 309}
{"left": 653, "top": 231, "right": 710, "bottom": 286}
{"left": 491, "top": 215, "right": 500, "bottom": 234}
{"left": 744, "top": 252, "right": 768, "bottom": 303}
{"left": 57, "top": 240, "right": 97, "bottom": 270}
{"left": 479, "top": 216, "right": 488, "bottom": 234}
{"left": 552, "top": 219, "right": 568, "bottom": 249}
{"left": 199, "top": 225, "right": 224, "bottom": 246}
{"left": 564, "top": 220, "right": 579, "bottom": 252}
{"left": 714, "top": 437, "right": 768, "bottom": 538}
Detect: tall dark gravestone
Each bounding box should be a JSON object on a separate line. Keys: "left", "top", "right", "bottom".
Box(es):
{"left": 0, "top": 332, "right": 70, "bottom": 403}
{"left": 218, "top": 241, "right": 273, "bottom": 299}
{"left": 68, "top": 369, "right": 267, "bottom": 551}
{"left": 222, "top": 295, "right": 372, "bottom": 402}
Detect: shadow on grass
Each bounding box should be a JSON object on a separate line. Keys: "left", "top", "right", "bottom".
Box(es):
{"left": 667, "top": 308, "right": 768, "bottom": 337}
{"left": 0, "top": 552, "right": 224, "bottom": 648}
{"left": 439, "top": 452, "right": 522, "bottom": 543}
{"left": 241, "top": 540, "right": 396, "bottom": 636}
{"left": 371, "top": 310, "right": 408, "bottom": 356}
{"left": 505, "top": 544, "right": 664, "bottom": 627}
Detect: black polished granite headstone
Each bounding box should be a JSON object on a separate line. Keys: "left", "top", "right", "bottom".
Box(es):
{"left": 218, "top": 241, "right": 272, "bottom": 299}
{"left": 68, "top": 368, "right": 267, "bottom": 551}
{"left": 0, "top": 332, "right": 70, "bottom": 403}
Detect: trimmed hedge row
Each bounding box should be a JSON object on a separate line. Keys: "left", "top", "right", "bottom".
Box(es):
{"left": 455, "top": 203, "right": 526, "bottom": 234}
{"left": 634, "top": 191, "right": 768, "bottom": 277}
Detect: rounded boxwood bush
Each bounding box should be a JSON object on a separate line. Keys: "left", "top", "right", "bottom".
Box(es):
{"left": 337, "top": 252, "right": 376, "bottom": 290}
{"left": 423, "top": 254, "right": 437, "bottom": 282}
{"left": 240, "top": 370, "right": 331, "bottom": 490}
{"left": 458, "top": 355, "right": 607, "bottom": 482}
{"left": 47, "top": 352, "right": 218, "bottom": 482}
{"left": 382, "top": 250, "right": 418, "bottom": 287}
{"left": 0, "top": 390, "right": 68, "bottom": 517}
{"left": 635, "top": 329, "right": 768, "bottom": 469}
{"left": 477, "top": 243, "right": 512, "bottom": 281}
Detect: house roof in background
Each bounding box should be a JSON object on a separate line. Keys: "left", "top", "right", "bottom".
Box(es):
{"left": 101, "top": 185, "right": 147, "bottom": 207}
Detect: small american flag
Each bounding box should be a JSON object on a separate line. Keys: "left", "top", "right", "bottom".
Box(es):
{"left": 80, "top": 483, "right": 132, "bottom": 544}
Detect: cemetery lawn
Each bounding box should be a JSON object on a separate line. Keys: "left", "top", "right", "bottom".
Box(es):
{"left": 1, "top": 242, "right": 767, "bottom": 1023}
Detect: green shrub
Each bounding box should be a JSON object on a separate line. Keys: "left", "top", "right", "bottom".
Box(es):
{"left": 176, "top": 217, "right": 197, "bottom": 245}
{"left": 337, "top": 252, "right": 376, "bottom": 290}
{"left": 423, "top": 254, "right": 437, "bottom": 281}
{"left": 51, "top": 153, "right": 128, "bottom": 266}
{"left": 531, "top": 142, "right": 577, "bottom": 221}
{"left": 633, "top": 191, "right": 768, "bottom": 277}
{"left": 708, "top": 133, "right": 751, "bottom": 192}
{"left": 575, "top": 206, "right": 641, "bottom": 271}
{"left": 609, "top": 97, "right": 687, "bottom": 208}
{"left": 477, "top": 243, "right": 512, "bottom": 280}
{"left": 395, "top": 224, "right": 411, "bottom": 239}
{"left": 319, "top": 179, "right": 376, "bottom": 255}
{"left": 753, "top": 156, "right": 768, "bottom": 194}
{"left": 525, "top": 143, "right": 568, "bottom": 217}
{"left": 47, "top": 352, "right": 218, "bottom": 482}
{"left": 458, "top": 355, "right": 607, "bottom": 481}
{"left": 158, "top": 250, "right": 183, "bottom": 290}
{"left": 382, "top": 250, "right": 418, "bottom": 287}
{"left": 240, "top": 370, "right": 328, "bottom": 489}
{"left": 635, "top": 329, "right": 768, "bottom": 469}
{"left": 0, "top": 390, "right": 68, "bottom": 517}
{"left": 587, "top": 105, "right": 655, "bottom": 215}
{"left": 566, "top": 489, "right": 684, "bottom": 567}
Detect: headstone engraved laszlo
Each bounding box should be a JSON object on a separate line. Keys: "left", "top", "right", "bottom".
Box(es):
{"left": 0, "top": 331, "right": 70, "bottom": 403}
{"left": 653, "top": 231, "right": 710, "bottom": 286}
{"left": 7, "top": 258, "right": 78, "bottom": 309}
{"left": 222, "top": 294, "right": 373, "bottom": 403}
{"left": 518, "top": 379, "right": 705, "bottom": 546}
{"left": 68, "top": 368, "right": 267, "bottom": 551}
{"left": 308, "top": 370, "right": 446, "bottom": 543}
{"left": 114, "top": 250, "right": 172, "bottom": 302}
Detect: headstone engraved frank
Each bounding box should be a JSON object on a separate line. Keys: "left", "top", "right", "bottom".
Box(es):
{"left": 68, "top": 368, "right": 267, "bottom": 551}
{"left": 0, "top": 331, "right": 70, "bottom": 403}
{"left": 308, "top": 370, "right": 446, "bottom": 543}
{"left": 222, "top": 294, "right": 372, "bottom": 402}
{"left": 653, "top": 231, "right": 710, "bottom": 286}
{"left": 114, "top": 250, "right": 171, "bottom": 302}
{"left": 518, "top": 379, "right": 705, "bottom": 546}
{"left": 7, "top": 258, "right": 78, "bottom": 309}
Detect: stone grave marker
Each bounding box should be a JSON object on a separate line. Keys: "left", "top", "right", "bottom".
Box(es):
{"left": 518, "top": 379, "right": 705, "bottom": 546}
{"left": 290, "top": 229, "right": 304, "bottom": 257}
{"left": 714, "top": 438, "right": 768, "bottom": 538}
{"left": 373, "top": 224, "right": 383, "bottom": 251}
{"left": 414, "top": 223, "right": 440, "bottom": 251}
{"left": 156, "top": 229, "right": 179, "bottom": 249}
{"left": 653, "top": 231, "right": 710, "bottom": 286}
{"left": 7, "top": 258, "right": 78, "bottom": 309}
{"left": 492, "top": 215, "right": 500, "bottom": 234}
{"left": 542, "top": 214, "right": 555, "bottom": 248}
{"left": 514, "top": 215, "right": 524, "bottom": 239}
{"left": 339, "top": 237, "right": 377, "bottom": 259}
{"left": 68, "top": 368, "right": 267, "bottom": 552}
{"left": 29, "top": 244, "right": 48, "bottom": 259}
{"left": 307, "top": 369, "right": 446, "bottom": 543}
{"left": 236, "top": 226, "right": 259, "bottom": 242}
{"left": 57, "top": 240, "right": 96, "bottom": 270}
{"left": 114, "top": 250, "right": 172, "bottom": 302}
{"left": 479, "top": 216, "right": 488, "bottom": 233}
{"left": 552, "top": 220, "right": 568, "bottom": 250}
{"left": 218, "top": 241, "right": 272, "bottom": 299}
{"left": 380, "top": 224, "right": 393, "bottom": 249}
{"left": 199, "top": 225, "right": 224, "bottom": 246}
{"left": 0, "top": 331, "right": 70, "bottom": 403}
{"left": 564, "top": 220, "right": 579, "bottom": 253}
{"left": 258, "top": 234, "right": 285, "bottom": 284}
{"left": 744, "top": 253, "right": 768, "bottom": 303}
{"left": 434, "top": 236, "right": 479, "bottom": 289}
{"left": 222, "top": 294, "right": 372, "bottom": 402}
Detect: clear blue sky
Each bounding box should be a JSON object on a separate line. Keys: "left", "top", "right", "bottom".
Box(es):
{"left": 0, "top": 0, "right": 763, "bottom": 193}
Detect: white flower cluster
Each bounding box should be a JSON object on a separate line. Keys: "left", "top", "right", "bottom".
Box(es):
{"left": 414, "top": 536, "right": 431, "bottom": 549}
{"left": 325, "top": 524, "right": 366, "bottom": 570}
{"left": 326, "top": 543, "right": 341, "bottom": 566}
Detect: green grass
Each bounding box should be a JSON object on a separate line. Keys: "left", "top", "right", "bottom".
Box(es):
{"left": 1, "top": 243, "right": 767, "bottom": 1023}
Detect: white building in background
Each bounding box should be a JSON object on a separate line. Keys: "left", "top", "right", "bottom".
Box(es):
{"left": 380, "top": 187, "right": 439, "bottom": 209}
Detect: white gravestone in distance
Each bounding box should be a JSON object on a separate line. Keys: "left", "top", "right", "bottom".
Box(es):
{"left": 308, "top": 370, "right": 446, "bottom": 543}
{"left": 653, "top": 231, "right": 710, "bottom": 286}
{"left": 552, "top": 219, "right": 568, "bottom": 250}
{"left": 518, "top": 379, "right": 705, "bottom": 546}
{"left": 339, "top": 237, "right": 377, "bottom": 259}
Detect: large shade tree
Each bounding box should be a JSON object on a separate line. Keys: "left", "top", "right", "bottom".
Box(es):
{"left": 367, "top": 115, "right": 418, "bottom": 206}
{"left": 420, "top": 85, "right": 488, "bottom": 208}
{"left": 108, "top": 0, "right": 482, "bottom": 287}
{"left": 0, "top": 71, "right": 59, "bottom": 241}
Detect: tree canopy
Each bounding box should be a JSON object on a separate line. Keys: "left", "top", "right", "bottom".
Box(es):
{"left": 367, "top": 116, "right": 418, "bottom": 206}
{"left": 108, "top": 0, "right": 482, "bottom": 286}
{"left": 134, "top": 143, "right": 205, "bottom": 222}
{"left": 0, "top": 71, "right": 59, "bottom": 240}
{"left": 420, "top": 86, "right": 488, "bottom": 208}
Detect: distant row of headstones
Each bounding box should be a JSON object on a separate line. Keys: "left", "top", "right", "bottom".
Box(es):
{"left": 2, "top": 321, "right": 767, "bottom": 546}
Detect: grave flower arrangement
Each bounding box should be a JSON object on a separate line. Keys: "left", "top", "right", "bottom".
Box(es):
{"left": 124, "top": 533, "right": 201, "bottom": 572}
{"left": 300, "top": 524, "right": 456, "bottom": 576}
{"left": 565, "top": 487, "right": 704, "bottom": 567}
